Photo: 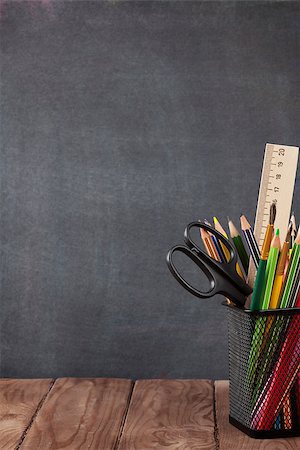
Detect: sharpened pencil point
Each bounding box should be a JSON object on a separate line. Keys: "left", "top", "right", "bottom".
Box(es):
{"left": 228, "top": 219, "right": 239, "bottom": 238}
{"left": 285, "top": 224, "right": 292, "bottom": 243}
{"left": 240, "top": 215, "right": 251, "bottom": 231}
{"left": 269, "top": 202, "right": 276, "bottom": 225}
{"left": 275, "top": 228, "right": 280, "bottom": 236}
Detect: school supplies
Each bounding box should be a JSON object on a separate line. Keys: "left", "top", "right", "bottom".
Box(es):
{"left": 166, "top": 142, "right": 299, "bottom": 437}
{"left": 280, "top": 230, "right": 300, "bottom": 308}
{"left": 269, "top": 227, "right": 291, "bottom": 308}
{"left": 203, "top": 219, "right": 224, "bottom": 262}
{"left": 291, "top": 213, "right": 297, "bottom": 247}
{"left": 228, "top": 219, "right": 249, "bottom": 273}
{"left": 166, "top": 221, "right": 252, "bottom": 307}
{"left": 200, "top": 227, "right": 220, "bottom": 261}
{"left": 213, "top": 217, "right": 231, "bottom": 262}
{"left": 289, "top": 263, "right": 300, "bottom": 308}
{"left": 247, "top": 143, "right": 299, "bottom": 288}
{"left": 251, "top": 314, "right": 300, "bottom": 431}
{"left": 240, "top": 214, "right": 260, "bottom": 268}
{"left": 250, "top": 202, "right": 276, "bottom": 311}
{"left": 214, "top": 216, "right": 244, "bottom": 279}
{"left": 261, "top": 229, "right": 281, "bottom": 309}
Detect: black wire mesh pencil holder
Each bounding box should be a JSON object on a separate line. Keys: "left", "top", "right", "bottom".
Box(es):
{"left": 226, "top": 304, "right": 300, "bottom": 438}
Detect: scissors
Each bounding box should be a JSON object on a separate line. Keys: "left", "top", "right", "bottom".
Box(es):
{"left": 166, "top": 221, "right": 252, "bottom": 308}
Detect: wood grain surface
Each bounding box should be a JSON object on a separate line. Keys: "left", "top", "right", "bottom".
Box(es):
{"left": 215, "top": 380, "right": 300, "bottom": 450}
{"left": 20, "top": 378, "right": 133, "bottom": 450}
{"left": 0, "top": 378, "right": 53, "bottom": 450}
{"left": 117, "top": 379, "right": 215, "bottom": 450}
{"left": 2, "top": 378, "right": 300, "bottom": 450}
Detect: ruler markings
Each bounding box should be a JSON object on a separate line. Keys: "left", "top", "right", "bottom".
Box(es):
{"left": 247, "top": 143, "right": 299, "bottom": 289}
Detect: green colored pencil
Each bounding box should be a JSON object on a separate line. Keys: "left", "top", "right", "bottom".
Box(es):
{"left": 250, "top": 202, "right": 276, "bottom": 311}
{"left": 247, "top": 204, "right": 276, "bottom": 391}
{"left": 249, "top": 230, "right": 281, "bottom": 406}
{"left": 261, "top": 229, "right": 281, "bottom": 309}
{"left": 228, "top": 219, "right": 249, "bottom": 273}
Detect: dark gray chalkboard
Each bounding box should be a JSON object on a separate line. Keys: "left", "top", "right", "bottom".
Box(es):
{"left": 1, "top": 1, "right": 299, "bottom": 379}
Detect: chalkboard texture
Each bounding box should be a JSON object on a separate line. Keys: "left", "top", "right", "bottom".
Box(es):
{"left": 1, "top": 1, "right": 299, "bottom": 378}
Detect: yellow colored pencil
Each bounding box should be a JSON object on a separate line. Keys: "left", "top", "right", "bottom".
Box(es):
{"left": 213, "top": 216, "right": 244, "bottom": 279}
{"left": 269, "top": 228, "right": 291, "bottom": 309}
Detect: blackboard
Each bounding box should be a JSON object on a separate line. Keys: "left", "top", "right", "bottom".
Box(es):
{"left": 1, "top": 0, "right": 299, "bottom": 379}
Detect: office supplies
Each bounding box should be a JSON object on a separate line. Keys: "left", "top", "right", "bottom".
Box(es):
{"left": 283, "top": 398, "right": 292, "bottom": 430}
{"left": 166, "top": 221, "right": 252, "bottom": 307}
{"left": 240, "top": 214, "right": 260, "bottom": 269}
{"left": 228, "top": 219, "right": 249, "bottom": 273}
{"left": 291, "top": 213, "right": 297, "bottom": 247}
{"left": 200, "top": 227, "right": 220, "bottom": 261}
{"left": 275, "top": 414, "right": 281, "bottom": 430}
{"left": 250, "top": 202, "right": 276, "bottom": 311}
{"left": 261, "top": 229, "right": 280, "bottom": 309}
{"left": 214, "top": 216, "right": 244, "bottom": 279}
{"left": 251, "top": 314, "right": 300, "bottom": 431}
{"left": 203, "top": 219, "right": 225, "bottom": 262}
{"left": 280, "top": 230, "right": 300, "bottom": 308}
{"left": 213, "top": 217, "right": 231, "bottom": 262}
{"left": 247, "top": 143, "right": 299, "bottom": 288}
{"left": 269, "top": 227, "right": 291, "bottom": 308}
{"left": 289, "top": 264, "right": 300, "bottom": 308}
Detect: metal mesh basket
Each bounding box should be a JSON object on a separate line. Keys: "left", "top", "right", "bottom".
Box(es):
{"left": 226, "top": 304, "right": 300, "bottom": 438}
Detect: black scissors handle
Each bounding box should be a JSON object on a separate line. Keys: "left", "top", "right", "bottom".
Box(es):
{"left": 166, "top": 221, "right": 252, "bottom": 308}
{"left": 185, "top": 222, "right": 251, "bottom": 297}
{"left": 166, "top": 244, "right": 218, "bottom": 298}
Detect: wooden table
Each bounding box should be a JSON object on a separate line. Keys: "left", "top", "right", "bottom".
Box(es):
{"left": 1, "top": 379, "right": 299, "bottom": 449}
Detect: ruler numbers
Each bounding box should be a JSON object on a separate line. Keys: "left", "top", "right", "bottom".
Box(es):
{"left": 257, "top": 144, "right": 299, "bottom": 249}
{"left": 259, "top": 149, "right": 283, "bottom": 244}
{"left": 247, "top": 143, "right": 299, "bottom": 289}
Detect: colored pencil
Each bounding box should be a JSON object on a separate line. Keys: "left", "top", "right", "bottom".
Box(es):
{"left": 288, "top": 260, "right": 300, "bottom": 308}
{"left": 283, "top": 397, "right": 292, "bottom": 430}
{"left": 251, "top": 314, "right": 300, "bottom": 430}
{"left": 240, "top": 214, "right": 260, "bottom": 269}
{"left": 261, "top": 229, "right": 280, "bottom": 309}
{"left": 203, "top": 219, "right": 225, "bottom": 262}
{"left": 290, "top": 212, "right": 296, "bottom": 247}
{"left": 269, "top": 227, "right": 291, "bottom": 309}
{"left": 228, "top": 219, "right": 249, "bottom": 273}
{"left": 200, "top": 228, "right": 220, "bottom": 261}
{"left": 213, "top": 216, "right": 244, "bottom": 279}
{"left": 213, "top": 217, "right": 231, "bottom": 262}
{"left": 280, "top": 229, "right": 300, "bottom": 308}
{"left": 250, "top": 202, "right": 276, "bottom": 311}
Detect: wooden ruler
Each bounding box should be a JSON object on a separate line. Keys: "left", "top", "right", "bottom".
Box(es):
{"left": 247, "top": 143, "right": 299, "bottom": 289}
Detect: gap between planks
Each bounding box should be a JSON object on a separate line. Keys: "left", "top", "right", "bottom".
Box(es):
{"left": 113, "top": 380, "right": 135, "bottom": 450}
{"left": 15, "top": 378, "right": 56, "bottom": 450}
{"left": 117, "top": 379, "right": 217, "bottom": 450}
{"left": 212, "top": 381, "right": 220, "bottom": 450}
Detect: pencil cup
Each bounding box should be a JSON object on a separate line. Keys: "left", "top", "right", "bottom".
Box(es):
{"left": 226, "top": 304, "right": 300, "bottom": 438}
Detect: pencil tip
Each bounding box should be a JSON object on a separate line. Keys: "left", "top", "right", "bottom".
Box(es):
{"left": 286, "top": 223, "right": 292, "bottom": 243}
{"left": 275, "top": 228, "right": 280, "bottom": 236}
{"left": 270, "top": 202, "right": 276, "bottom": 225}
{"left": 228, "top": 219, "right": 239, "bottom": 237}
{"left": 240, "top": 214, "right": 251, "bottom": 230}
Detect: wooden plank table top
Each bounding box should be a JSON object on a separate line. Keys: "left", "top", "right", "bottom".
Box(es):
{"left": 1, "top": 378, "right": 299, "bottom": 450}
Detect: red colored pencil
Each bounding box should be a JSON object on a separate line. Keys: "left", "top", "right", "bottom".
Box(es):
{"left": 251, "top": 314, "right": 300, "bottom": 430}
